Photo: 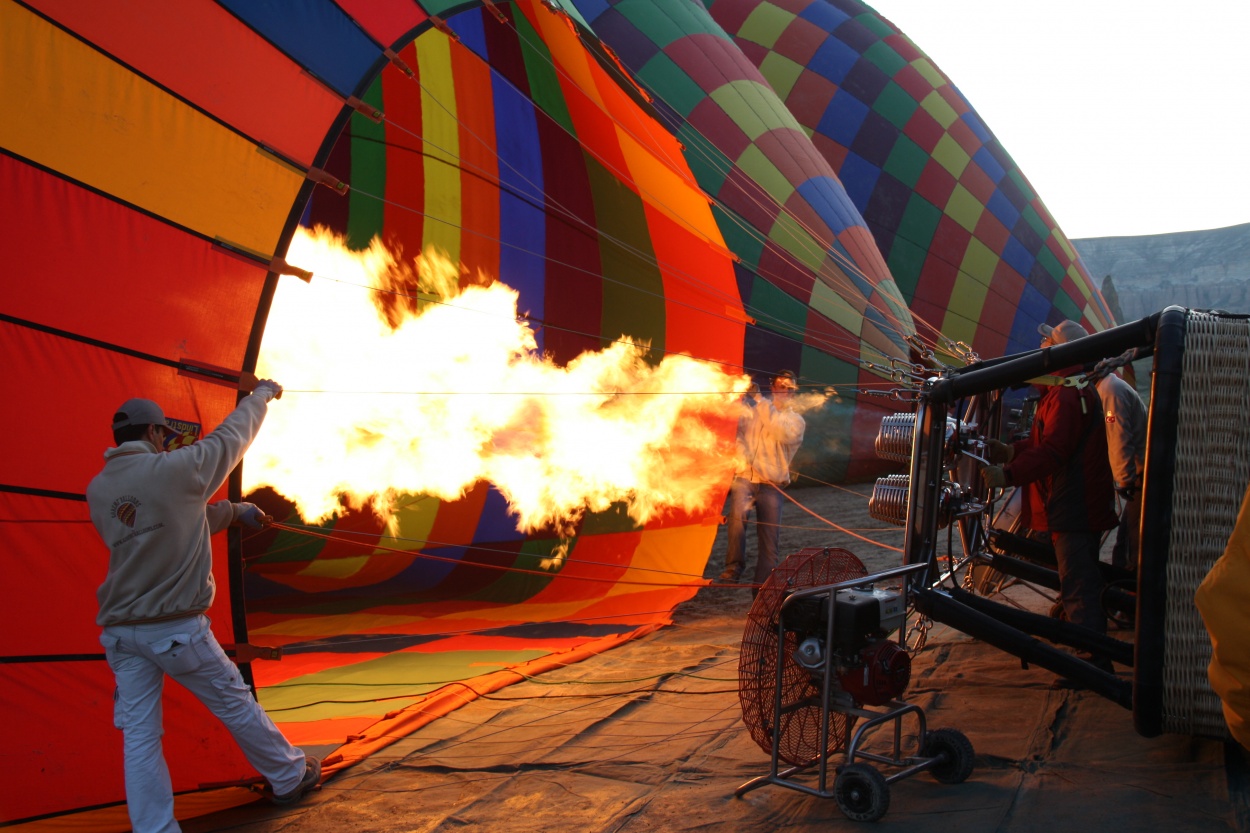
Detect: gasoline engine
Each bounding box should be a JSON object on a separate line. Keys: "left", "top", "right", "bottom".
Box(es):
{"left": 735, "top": 546, "right": 975, "bottom": 822}
{"left": 784, "top": 583, "right": 910, "bottom": 707}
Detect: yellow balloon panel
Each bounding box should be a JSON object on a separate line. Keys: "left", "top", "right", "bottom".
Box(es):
{"left": 0, "top": 1, "right": 304, "bottom": 258}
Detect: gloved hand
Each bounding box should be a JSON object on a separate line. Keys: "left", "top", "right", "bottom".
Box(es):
{"left": 981, "top": 466, "right": 1007, "bottom": 490}
{"left": 253, "top": 378, "right": 283, "bottom": 402}
{"left": 985, "top": 438, "right": 1015, "bottom": 464}
{"left": 238, "top": 504, "right": 272, "bottom": 529}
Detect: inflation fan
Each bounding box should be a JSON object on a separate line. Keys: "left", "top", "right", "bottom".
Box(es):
{"left": 735, "top": 548, "right": 974, "bottom": 822}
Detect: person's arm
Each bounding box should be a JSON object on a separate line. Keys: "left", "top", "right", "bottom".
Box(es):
{"left": 206, "top": 500, "right": 234, "bottom": 533}
{"left": 206, "top": 501, "right": 270, "bottom": 534}
{"left": 757, "top": 398, "right": 805, "bottom": 446}
{"left": 1006, "top": 388, "right": 1088, "bottom": 486}
{"left": 170, "top": 382, "right": 282, "bottom": 499}
{"left": 1102, "top": 382, "right": 1141, "bottom": 489}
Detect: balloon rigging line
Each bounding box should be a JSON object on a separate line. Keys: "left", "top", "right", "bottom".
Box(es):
{"left": 384, "top": 76, "right": 745, "bottom": 309}
{"left": 430, "top": 17, "right": 910, "bottom": 339}
{"left": 325, "top": 676, "right": 742, "bottom": 774}
{"left": 771, "top": 483, "right": 903, "bottom": 554}
{"left": 313, "top": 649, "right": 747, "bottom": 765}
{"left": 256, "top": 470, "right": 904, "bottom": 587}
{"left": 625, "top": 49, "right": 1094, "bottom": 354}
{"left": 242, "top": 604, "right": 708, "bottom": 657}
{"left": 244, "top": 387, "right": 919, "bottom": 418}
{"left": 358, "top": 41, "right": 934, "bottom": 360}
{"left": 296, "top": 256, "right": 778, "bottom": 378}
{"left": 347, "top": 171, "right": 940, "bottom": 365}
{"left": 354, "top": 719, "right": 741, "bottom": 789}
{"left": 266, "top": 520, "right": 761, "bottom": 587}
{"left": 266, "top": 385, "right": 855, "bottom": 396}
{"left": 767, "top": 518, "right": 903, "bottom": 536}
{"left": 793, "top": 470, "right": 877, "bottom": 499}
{"left": 533, "top": 4, "right": 921, "bottom": 343}
{"left": 260, "top": 642, "right": 742, "bottom": 712}
{"left": 337, "top": 183, "right": 925, "bottom": 375}
{"left": 380, "top": 38, "right": 921, "bottom": 358}
{"left": 350, "top": 124, "right": 747, "bottom": 322}
{"left": 266, "top": 521, "right": 720, "bottom": 589}
{"left": 263, "top": 667, "right": 738, "bottom": 697}
{"left": 484, "top": 4, "right": 1103, "bottom": 349}
{"left": 267, "top": 656, "right": 741, "bottom": 736}
{"left": 344, "top": 163, "right": 918, "bottom": 374}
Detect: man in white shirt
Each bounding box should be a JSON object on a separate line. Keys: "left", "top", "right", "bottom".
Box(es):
{"left": 88, "top": 383, "right": 320, "bottom": 832}
{"left": 720, "top": 370, "right": 806, "bottom": 585}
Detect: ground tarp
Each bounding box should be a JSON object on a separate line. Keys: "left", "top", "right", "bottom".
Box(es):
{"left": 185, "top": 485, "right": 1242, "bottom": 832}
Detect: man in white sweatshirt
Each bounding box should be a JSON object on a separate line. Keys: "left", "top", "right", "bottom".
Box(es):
{"left": 87, "top": 382, "right": 319, "bottom": 833}
{"left": 721, "top": 370, "right": 806, "bottom": 585}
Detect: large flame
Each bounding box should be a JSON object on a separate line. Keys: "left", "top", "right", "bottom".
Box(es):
{"left": 245, "top": 227, "right": 756, "bottom": 532}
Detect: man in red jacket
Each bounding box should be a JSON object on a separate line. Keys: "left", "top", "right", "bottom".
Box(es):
{"left": 983, "top": 327, "right": 1119, "bottom": 636}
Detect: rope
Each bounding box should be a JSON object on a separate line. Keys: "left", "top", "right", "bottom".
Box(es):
{"left": 342, "top": 18, "right": 930, "bottom": 365}
{"left": 304, "top": 189, "right": 908, "bottom": 379}
{"left": 772, "top": 483, "right": 903, "bottom": 553}
{"left": 393, "top": 7, "right": 1072, "bottom": 354}
{"left": 266, "top": 521, "right": 750, "bottom": 590}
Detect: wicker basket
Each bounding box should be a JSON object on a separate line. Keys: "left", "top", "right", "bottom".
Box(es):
{"left": 1136, "top": 308, "right": 1250, "bottom": 738}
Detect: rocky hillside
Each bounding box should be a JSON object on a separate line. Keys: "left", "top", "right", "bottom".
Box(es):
{"left": 1073, "top": 223, "right": 1250, "bottom": 322}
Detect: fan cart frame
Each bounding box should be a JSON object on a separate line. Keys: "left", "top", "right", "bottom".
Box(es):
{"left": 736, "top": 561, "right": 974, "bottom": 822}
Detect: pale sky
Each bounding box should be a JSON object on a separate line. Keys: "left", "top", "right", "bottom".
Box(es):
{"left": 872, "top": 0, "right": 1250, "bottom": 240}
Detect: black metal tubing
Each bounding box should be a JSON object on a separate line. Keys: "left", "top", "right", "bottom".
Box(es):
{"left": 890, "top": 307, "right": 1204, "bottom": 729}
{"left": 987, "top": 528, "right": 1058, "bottom": 565}
{"left": 914, "top": 587, "right": 1132, "bottom": 707}
{"left": 976, "top": 551, "right": 1137, "bottom": 618}
{"left": 903, "top": 396, "right": 952, "bottom": 587}
{"left": 944, "top": 586, "right": 1133, "bottom": 666}
{"left": 929, "top": 313, "right": 1160, "bottom": 405}
{"left": 1133, "top": 306, "right": 1189, "bottom": 736}
{"left": 979, "top": 551, "right": 1060, "bottom": 589}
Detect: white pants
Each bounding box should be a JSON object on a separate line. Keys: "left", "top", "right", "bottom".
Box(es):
{"left": 100, "top": 614, "right": 304, "bottom": 833}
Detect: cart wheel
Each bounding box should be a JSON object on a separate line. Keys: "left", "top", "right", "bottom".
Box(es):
{"left": 834, "top": 763, "right": 890, "bottom": 822}
{"left": 922, "top": 728, "right": 975, "bottom": 784}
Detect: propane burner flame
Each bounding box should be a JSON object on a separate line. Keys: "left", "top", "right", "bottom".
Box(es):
{"left": 244, "top": 227, "right": 754, "bottom": 533}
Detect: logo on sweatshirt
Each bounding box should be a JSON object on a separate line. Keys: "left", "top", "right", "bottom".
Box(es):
{"left": 111, "top": 495, "right": 141, "bottom": 528}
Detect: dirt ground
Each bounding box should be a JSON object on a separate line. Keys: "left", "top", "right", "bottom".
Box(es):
{"left": 185, "top": 484, "right": 1244, "bottom": 833}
